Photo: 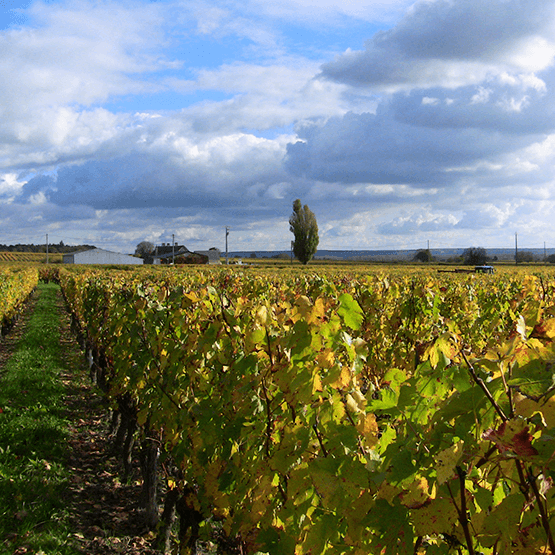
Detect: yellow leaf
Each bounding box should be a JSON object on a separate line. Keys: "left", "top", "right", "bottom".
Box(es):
{"left": 351, "top": 389, "right": 367, "bottom": 411}
{"left": 400, "top": 477, "right": 431, "bottom": 509}
{"left": 436, "top": 442, "right": 464, "bottom": 484}
{"left": 312, "top": 372, "right": 323, "bottom": 393}
{"left": 317, "top": 350, "right": 335, "bottom": 369}
{"left": 184, "top": 291, "right": 200, "bottom": 303}
{"left": 294, "top": 295, "right": 313, "bottom": 321}
{"left": 544, "top": 319, "right": 555, "bottom": 338}
{"left": 356, "top": 413, "right": 379, "bottom": 448}
{"left": 330, "top": 365, "right": 351, "bottom": 389}
{"left": 346, "top": 394, "right": 360, "bottom": 414}
{"left": 312, "top": 297, "right": 326, "bottom": 321}
{"left": 255, "top": 305, "right": 269, "bottom": 326}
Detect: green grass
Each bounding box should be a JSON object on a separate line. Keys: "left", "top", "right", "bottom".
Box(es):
{"left": 0, "top": 282, "right": 76, "bottom": 554}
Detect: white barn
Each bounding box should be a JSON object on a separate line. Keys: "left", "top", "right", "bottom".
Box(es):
{"left": 63, "top": 248, "right": 143, "bottom": 265}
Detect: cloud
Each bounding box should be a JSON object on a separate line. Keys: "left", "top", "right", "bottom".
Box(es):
{"left": 285, "top": 103, "right": 537, "bottom": 187}
{"left": 18, "top": 128, "right": 294, "bottom": 212}
{"left": 377, "top": 211, "right": 459, "bottom": 235}
{"left": 320, "top": 0, "right": 555, "bottom": 91}
{"left": 285, "top": 0, "right": 555, "bottom": 198}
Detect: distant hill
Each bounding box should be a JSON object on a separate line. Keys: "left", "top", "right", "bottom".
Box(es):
{"left": 229, "top": 247, "right": 555, "bottom": 262}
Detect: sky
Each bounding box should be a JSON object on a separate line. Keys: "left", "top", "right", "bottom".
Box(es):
{"left": 1, "top": 0, "right": 555, "bottom": 254}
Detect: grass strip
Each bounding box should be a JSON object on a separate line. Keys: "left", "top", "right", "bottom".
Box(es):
{"left": 0, "top": 282, "right": 75, "bottom": 555}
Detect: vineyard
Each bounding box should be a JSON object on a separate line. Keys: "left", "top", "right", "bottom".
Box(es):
{"left": 0, "top": 267, "right": 39, "bottom": 335}
{"left": 0, "top": 251, "right": 63, "bottom": 264}
{"left": 4, "top": 264, "right": 555, "bottom": 554}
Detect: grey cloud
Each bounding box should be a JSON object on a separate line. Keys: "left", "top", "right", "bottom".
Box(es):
{"left": 376, "top": 0, "right": 551, "bottom": 61}
{"left": 285, "top": 101, "right": 535, "bottom": 186}
{"left": 389, "top": 73, "right": 555, "bottom": 135}
{"left": 19, "top": 148, "right": 294, "bottom": 215}
{"left": 320, "top": 0, "right": 555, "bottom": 90}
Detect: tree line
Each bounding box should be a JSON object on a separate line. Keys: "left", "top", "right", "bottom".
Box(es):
{"left": 0, "top": 243, "right": 95, "bottom": 254}
{"left": 414, "top": 246, "right": 555, "bottom": 264}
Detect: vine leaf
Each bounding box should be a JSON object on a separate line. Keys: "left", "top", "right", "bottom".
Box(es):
{"left": 411, "top": 496, "right": 457, "bottom": 536}
{"left": 482, "top": 420, "right": 538, "bottom": 457}
{"left": 338, "top": 294, "right": 363, "bottom": 331}
{"left": 435, "top": 442, "right": 464, "bottom": 484}
{"left": 356, "top": 413, "right": 379, "bottom": 448}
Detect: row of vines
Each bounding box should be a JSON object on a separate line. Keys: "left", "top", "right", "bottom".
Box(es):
{"left": 0, "top": 267, "right": 38, "bottom": 336}
{"left": 58, "top": 266, "right": 555, "bottom": 554}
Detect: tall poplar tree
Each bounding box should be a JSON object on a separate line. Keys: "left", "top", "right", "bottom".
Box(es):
{"left": 289, "top": 198, "right": 319, "bottom": 265}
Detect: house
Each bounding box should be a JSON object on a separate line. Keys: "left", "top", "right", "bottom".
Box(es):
{"left": 148, "top": 245, "right": 221, "bottom": 265}
{"left": 63, "top": 248, "right": 143, "bottom": 265}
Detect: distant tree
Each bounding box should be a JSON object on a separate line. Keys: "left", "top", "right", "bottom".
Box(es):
{"left": 289, "top": 199, "right": 319, "bottom": 265}
{"left": 462, "top": 247, "right": 488, "bottom": 266}
{"left": 413, "top": 249, "right": 433, "bottom": 263}
{"left": 135, "top": 241, "right": 155, "bottom": 258}
{"left": 516, "top": 251, "right": 535, "bottom": 263}
{"left": 547, "top": 254, "right": 555, "bottom": 264}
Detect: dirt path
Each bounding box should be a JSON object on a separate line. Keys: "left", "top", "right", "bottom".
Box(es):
{"left": 2, "top": 286, "right": 160, "bottom": 555}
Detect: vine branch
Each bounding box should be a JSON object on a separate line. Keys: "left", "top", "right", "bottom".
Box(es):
{"left": 462, "top": 351, "right": 508, "bottom": 422}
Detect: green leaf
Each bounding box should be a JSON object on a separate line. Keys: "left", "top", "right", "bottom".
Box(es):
{"left": 411, "top": 496, "right": 458, "bottom": 536}
{"left": 508, "top": 359, "right": 555, "bottom": 400}
{"left": 338, "top": 293, "right": 363, "bottom": 331}
{"left": 366, "top": 498, "right": 413, "bottom": 555}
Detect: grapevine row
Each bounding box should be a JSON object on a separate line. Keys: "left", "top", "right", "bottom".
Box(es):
{"left": 59, "top": 266, "right": 555, "bottom": 554}
{"left": 0, "top": 267, "right": 39, "bottom": 337}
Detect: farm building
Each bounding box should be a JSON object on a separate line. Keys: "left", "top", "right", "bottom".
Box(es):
{"left": 63, "top": 248, "right": 143, "bottom": 265}
{"left": 149, "top": 245, "right": 220, "bottom": 265}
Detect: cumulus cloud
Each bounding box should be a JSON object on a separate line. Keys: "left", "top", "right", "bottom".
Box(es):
{"left": 320, "top": 0, "right": 555, "bottom": 91}
{"left": 377, "top": 211, "right": 460, "bottom": 235}
{"left": 19, "top": 128, "right": 293, "bottom": 211}
{"left": 285, "top": 0, "right": 555, "bottom": 207}
{"left": 285, "top": 104, "right": 535, "bottom": 186}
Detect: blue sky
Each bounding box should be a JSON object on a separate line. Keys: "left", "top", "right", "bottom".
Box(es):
{"left": 1, "top": 0, "right": 555, "bottom": 254}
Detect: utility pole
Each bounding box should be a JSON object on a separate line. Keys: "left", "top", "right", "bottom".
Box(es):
{"left": 172, "top": 234, "right": 175, "bottom": 265}
{"left": 46, "top": 234, "right": 49, "bottom": 264}
{"left": 515, "top": 232, "right": 518, "bottom": 265}
{"left": 225, "top": 227, "right": 229, "bottom": 265}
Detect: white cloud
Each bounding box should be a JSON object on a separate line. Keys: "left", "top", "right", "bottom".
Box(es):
{"left": 0, "top": 172, "right": 25, "bottom": 202}
{"left": 471, "top": 87, "right": 493, "bottom": 104}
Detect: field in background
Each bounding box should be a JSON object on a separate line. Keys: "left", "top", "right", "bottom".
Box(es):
{"left": 0, "top": 252, "right": 63, "bottom": 264}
